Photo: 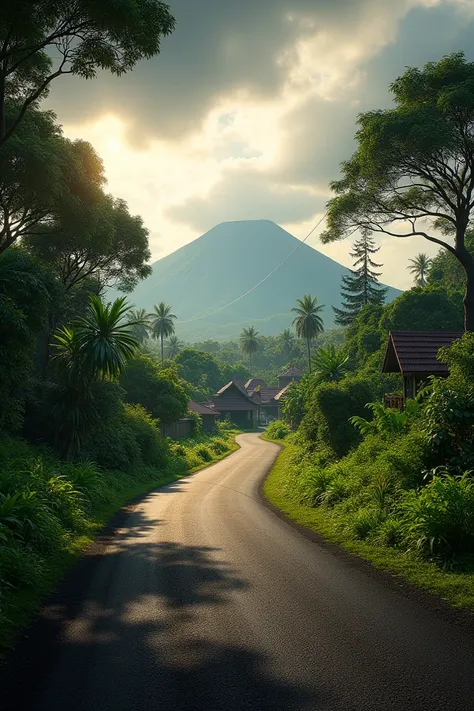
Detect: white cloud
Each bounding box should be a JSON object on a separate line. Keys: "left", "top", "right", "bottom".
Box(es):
{"left": 59, "top": 0, "right": 474, "bottom": 291}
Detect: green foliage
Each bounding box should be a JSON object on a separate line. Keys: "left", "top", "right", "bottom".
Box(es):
{"left": 299, "top": 377, "right": 376, "bottom": 458}
{"left": 380, "top": 287, "right": 463, "bottom": 333}
{"left": 239, "top": 326, "right": 260, "bottom": 368}
{"left": 0, "top": 249, "right": 52, "bottom": 430}
{"left": 265, "top": 420, "right": 290, "bottom": 440}
{"left": 350, "top": 398, "right": 420, "bottom": 437}
{"left": 312, "top": 344, "right": 349, "bottom": 384}
{"left": 122, "top": 403, "right": 169, "bottom": 469}
{"left": 333, "top": 231, "right": 388, "bottom": 326}
{"left": 120, "top": 355, "right": 189, "bottom": 425}
{"left": 322, "top": 52, "right": 474, "bottom": 329}
{"left": 407, "top": 253, "right": 432, "bottom": 288}
{"left": 149, "top": 302, "right": 176, "bottom": 362}
{"left": 400, "top": 472, "right": 474, "bottom": 558}
{"left": 0, "top": 0, "right": 176, "bottom": 145}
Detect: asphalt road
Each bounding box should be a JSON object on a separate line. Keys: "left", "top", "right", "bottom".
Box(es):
{"left": 3, "top": 433, "right": 474, "bottom": 710}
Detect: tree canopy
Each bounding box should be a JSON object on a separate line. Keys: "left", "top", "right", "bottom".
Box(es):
{"left": 323, "top": 52, "right": 474, "bottom": 330}
{"left": 0, "top": 0, "right": 176, "bottom": 144}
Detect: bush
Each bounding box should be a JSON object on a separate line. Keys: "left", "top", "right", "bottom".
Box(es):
{"left": 265, "top": 419, "right": 290, "bottom": 440}
{"left": 194, "top": 444, "right": 213, "bottom": 462}
{"left": 123, "top": 403, "right": 170, "bottom": 469}
{"left": 400, "top": 471, "right": 474, "bottom": 559}
{"left": 120, "top": 355, "right": 189, "bottom": 425}
{"left": 299, "top": 376, "right": 376, "bottom": 458}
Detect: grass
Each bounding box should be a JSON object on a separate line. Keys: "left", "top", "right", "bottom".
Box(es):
{"left": 0, "top": 430, "right": 240, "bottom": 655}
{"left": 263, "top": 443, "right": 474, "bottom": 613}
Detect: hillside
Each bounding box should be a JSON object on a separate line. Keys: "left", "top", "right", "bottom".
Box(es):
{"left": 123, "top": 220, "right": 401, "bottom": 340}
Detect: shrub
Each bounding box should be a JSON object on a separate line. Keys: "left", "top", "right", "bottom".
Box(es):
{"left": 194, "top": 444, "right": 213, "bottom": 462}
{"left": 299, "top": 376, "right": 376, "bottom": 458}
{"left": 400, "top": 471, "right": 474, "bottom": 559}
{"left": 265, "top": 420, "right": 290, "bottom": 440}
{"left": 123, "top": 403, "right": 169, "bottom": 469}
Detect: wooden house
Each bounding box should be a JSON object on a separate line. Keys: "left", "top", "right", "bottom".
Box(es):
{"left": 382, "top": 331, "right": 462, "bottom": 403}
{"left": 188, "top": 400, "right": 220, "bottom": 433}
{"left": 210, "top": 380, "right": 260, "bottom": 428}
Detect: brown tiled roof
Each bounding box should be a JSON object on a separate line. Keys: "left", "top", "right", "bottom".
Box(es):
{"left": 188, "top": 400, "right": 220, "bottom": 416}
{"left": 213, "top": 380, "right": 260, "bottom": 409}
{"left": 382, "top": 331, "right": 463, "bottom": 375}
{"left": 258, "top": 387, "right": 281, "bottom": 403}
{"left": 279, "top": 365, "right": 303, "bottom": 378}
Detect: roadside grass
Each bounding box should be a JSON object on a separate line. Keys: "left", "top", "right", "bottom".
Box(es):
{"left": 0, "top": 430, "right": 240, "bottom": 655}
{"left": 263, "top": 443, "right": 474, "bottom": 613}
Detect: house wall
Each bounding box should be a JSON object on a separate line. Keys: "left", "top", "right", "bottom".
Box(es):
{"left": 201, "top": 414, "right": 217, "bottom": 433}
{"left": 161, "top": 419, "right": 193, "bottom": 440}
{"left": 219, "top": 410, "right": 255, "bottom": 428}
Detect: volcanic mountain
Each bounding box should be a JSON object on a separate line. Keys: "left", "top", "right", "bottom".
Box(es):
{"left": 123, "top": 220, "right": 401, "bottom": 341}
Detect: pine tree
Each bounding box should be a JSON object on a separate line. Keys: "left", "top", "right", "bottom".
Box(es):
{"left": 333, "top": 231, "right": 388, "bottom": 326}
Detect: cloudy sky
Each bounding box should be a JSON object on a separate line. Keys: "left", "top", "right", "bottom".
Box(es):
{"left": 48, "top": 0, "right": 474, "bottom": 290}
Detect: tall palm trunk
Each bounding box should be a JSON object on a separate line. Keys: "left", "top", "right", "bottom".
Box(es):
{"left": 307, "top": 337, "right": 312, "bottom": 373}
{"left": 161, "top": 333, "right": 164, "bottom": 363}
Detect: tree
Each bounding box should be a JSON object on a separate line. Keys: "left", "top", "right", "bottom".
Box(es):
{"left": 312, "top": 344, "right": 349, "bottom": 383}
{"left": 127, "top": 308, "right": 151, "bottom": 344}
{"left": 239, "top": 327, "right": 260, "bottom": 370}
{"left": 119, "top": 355, "right": 189, "bottom": 425}
{"left": 51, "top": 296, "right": 140, "bottom": 456}
{"left": 380, "top": 287, "right": 463, "bottom": 333}
{"left": 0, "top": 1, "right": 175, "bottom": 145}
{"left": 407, "top": 253, "right": 432, "bottom": 287}
{"left": 29, "top": 195, "right": 151, "bottom": 292}
{"left": 278, "top": 328, "right": 295, "bottom": 360}
{"left": 166, "top": 335, "right": 183, "bottom": 358}
{"left": 150, "top": 302, "right": 176, "bottom": 363}
{"left": 0, "top": 248, "right": 52, "bottom": 430}
{"left": 333, "top": 231, "right": 388, "bottom": 326}
{"left": 322, "top": 53, "right": 474, "bottom": 331}
{"left": 292, "top": 295, "right": 325, "bottom": 372}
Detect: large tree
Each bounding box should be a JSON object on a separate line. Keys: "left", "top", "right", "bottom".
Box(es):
{"left": 292, "top": 295, "right": 325, "bottom": 372}
{"left": 322, "top": 53, "right": 474, "bottom": 331}
{"left": 0, "top": 0, "right": 175, "bottom": 145}
{"left": 333, "top": 231, "right": 387, "bottom": 326}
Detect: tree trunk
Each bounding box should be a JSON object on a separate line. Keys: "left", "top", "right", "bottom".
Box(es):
{"left": 464, "top": 262, "right": 474, "bottom": 332}
{"left": 161, "top": 334, "right": 164, "bottom": 363}
{"left": 307, "top": 337, "right": 311, "bottom": 373}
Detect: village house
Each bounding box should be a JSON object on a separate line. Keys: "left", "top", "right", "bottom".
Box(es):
{"left": 210, "top": 366, "right": 303, "bottom": 426}
{"left": 382, "top": 331, "right": 462, "bottom": 408}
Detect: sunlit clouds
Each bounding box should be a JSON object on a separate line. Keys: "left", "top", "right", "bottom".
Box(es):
{"left": 57, "top": 0, "right": 474, "bottom": 290}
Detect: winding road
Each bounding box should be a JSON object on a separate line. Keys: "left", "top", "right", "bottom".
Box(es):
{"left": 3, "top": 433, "right": 474, "bottom": 710}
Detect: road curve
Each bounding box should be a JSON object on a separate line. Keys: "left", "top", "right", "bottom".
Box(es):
{"left": 3, "top": 433, "right": 474, "bottom": 710}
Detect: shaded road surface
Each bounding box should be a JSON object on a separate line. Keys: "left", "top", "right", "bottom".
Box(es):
{"left": 3, "top": 434, "right": 474, "bottom": 710}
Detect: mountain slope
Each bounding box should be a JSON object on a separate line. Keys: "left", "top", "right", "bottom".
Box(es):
{"left": 124, "top": 220, "right": 401, "bottom": 340}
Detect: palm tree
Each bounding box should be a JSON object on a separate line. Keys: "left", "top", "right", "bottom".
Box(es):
{"left": 166, "top": 335, "right": 184, "bottom": 358}
{"left": 149, "top": 302, "right": 177, "bottom": 363}
{"left": 278, "top": 328, "right": 295, "bottom": 360}
{"left": 312, "top": 344, "right": 349, "bottom": 383}
{"left": 127, "top": 308, "right": 151, "bottom": 344}
{"left": 407, "top": 253, "right": 432, "bottom": 287}
{"left": 240, "top": 326, "right": 260, "bottom": 370}
{"left": 51, "top": 296, "right": 140, "bottom": 456}
{"left": 292, "top": 295, "right": 325, "bottom": 372}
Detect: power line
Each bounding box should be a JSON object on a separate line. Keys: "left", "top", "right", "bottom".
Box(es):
{"left": 176, "top": 213, "right": 327, "bottom": 324}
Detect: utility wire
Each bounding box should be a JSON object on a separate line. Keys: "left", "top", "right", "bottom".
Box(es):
{"left": 176, "top": 213, "right": 327, "bottom": 324}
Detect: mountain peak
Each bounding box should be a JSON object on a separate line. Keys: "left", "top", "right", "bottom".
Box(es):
{"left": 124, "top": 221, "right": 401, "bottom": 340}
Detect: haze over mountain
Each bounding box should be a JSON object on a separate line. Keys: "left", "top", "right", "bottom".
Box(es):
{"left": 124, "top": 220, "right": 401, "bottom": 341}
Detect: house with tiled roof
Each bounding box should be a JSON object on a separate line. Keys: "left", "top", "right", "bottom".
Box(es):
{"left": 278, "top": 366, "right": 303, "bottom": 389}
{"left": 188, "top": 400, "right": 220, "bottom": 433}
{"left": 382, "top": 331, "right": 462, "bottom": 405}
{"left": 210, "top": 381, "right": 260, "bottom": 428}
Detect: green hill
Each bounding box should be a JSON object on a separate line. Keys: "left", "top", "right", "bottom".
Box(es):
{"left": 122, "top": 220, "right": 401, "bottom": 340}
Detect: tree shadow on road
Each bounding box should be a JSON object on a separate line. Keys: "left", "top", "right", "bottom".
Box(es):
{"left": 1, "top": 507, "right": 325, "bottom": 710}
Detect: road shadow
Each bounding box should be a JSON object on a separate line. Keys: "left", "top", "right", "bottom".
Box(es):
{"left": 1, "top": 506, "right": 322, "bottom": 710}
